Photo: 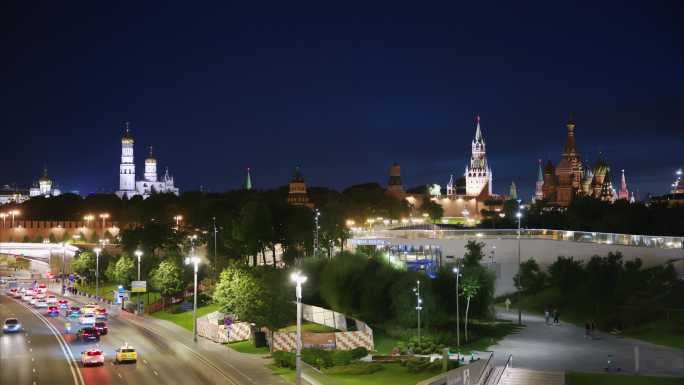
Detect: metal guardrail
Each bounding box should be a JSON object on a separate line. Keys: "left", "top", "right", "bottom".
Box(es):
{"left": 491, "top": 354, "right": 513, "bottom": 385}
{"left": 352, "top": 228, "right": 684, "bottom": 249}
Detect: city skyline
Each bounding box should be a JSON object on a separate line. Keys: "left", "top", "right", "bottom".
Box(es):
{"left": 2, "top": 2, "right": 682, "bottom": 198}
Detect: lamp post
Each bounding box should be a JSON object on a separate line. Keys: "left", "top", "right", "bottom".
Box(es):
{"left": 99, "top": 213, "right": 109, "bottom": 230}
{"left": 453, "top": 266, "right": 461, "bottom": 348}
{"left": 84, "top": 214, "right": 94, "bottom": 227}
{"left": 516, "top": 209, "right": 523, "bottom": 326}
{"left": 313, "top": 209, "right": 320, "bottom": 258}
{"left": 413, "top": 280, "right": 423, "bottom": 345}
{"left": 134, "top": 249, "right": 143, "bottom": 313}
{"left": 185, "top": 255, "right": 201, "bottom": 342}
{"left": 0, "top": 213, "right": 7, "bottom": 228}
{"left": 291, "top": 272, "right": 308, "bottom": 385}
{"left": 93, "top": 247, "right": 102, "bottom": 299}
{"left": 213, "top": 216, "right": 218, "bottom": 273}
{"left": 10, "top": 210, "right": 20, "bottom": 228}
{"left": 173, "top": 215, "right": 183, "bottom": 229}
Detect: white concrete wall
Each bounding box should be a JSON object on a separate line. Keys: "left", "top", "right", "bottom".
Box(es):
{"left": 359, "top": 237, "right": 684, "bottom": 296}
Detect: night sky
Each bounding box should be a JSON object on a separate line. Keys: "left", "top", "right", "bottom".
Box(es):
{"left": 2, "top": 2, "right": 682, "bottom": 199}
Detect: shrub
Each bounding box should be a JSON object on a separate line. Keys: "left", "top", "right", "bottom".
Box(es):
{"left": 350, "top": 347, "right": 368, "bottom": 359}
{"left": 332, "top": 350, "right": 353, "bottom": 366}
{"left": 272, "top": 351, "right": 295, "bottom": 368}
{"left": 301, "top": 348, "right": 333, "bottom": 368}
{"left": 324, "top": 362, "right": 383, "bottom": 375}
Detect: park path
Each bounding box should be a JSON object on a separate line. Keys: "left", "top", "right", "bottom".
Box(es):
{"left": 490, "top": 308, "right": 684, "bottom": 377}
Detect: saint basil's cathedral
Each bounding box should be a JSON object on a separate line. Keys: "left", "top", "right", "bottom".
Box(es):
{"left": 537, "top": 118, "right": 633, "bottom": 206}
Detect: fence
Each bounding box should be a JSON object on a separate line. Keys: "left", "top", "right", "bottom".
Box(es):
{"left": 196, "top": 311, "right": 253, "bottom": 343}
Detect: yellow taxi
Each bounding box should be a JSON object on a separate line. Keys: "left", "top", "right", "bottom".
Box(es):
{"left": 115, "top": 343, "right": 137, "bottom": 364}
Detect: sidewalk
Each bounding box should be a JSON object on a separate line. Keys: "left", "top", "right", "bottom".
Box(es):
{"left": 490, "top": 308, "right": 684, "bottom": 377}
{"left": 50, "top": 285, "right": 298, "bottom": 385}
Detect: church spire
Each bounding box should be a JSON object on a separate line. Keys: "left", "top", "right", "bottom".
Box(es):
{"left": 619, "top": 169, "right": 629, "bottom": 200}
{"left": 474, "top": 115, "right": 483, "bottom": 143}
{"left": 245, "top": 167, "right": 253, "bottom": 190}
{"left": 537, "top": 159, "right": 543, "bottom": 182}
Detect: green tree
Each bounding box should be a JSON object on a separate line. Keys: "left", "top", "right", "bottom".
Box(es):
{"left": 513, "top": 258, "right": 547, "bottom": 294}
{"left": 461, "top": 275, "right": 480, "bottom": 342}
{"left": 421, "top": 197, "right": 444, "bottom": 221}
{"left": 548, "top": 256, "right": 584, "bottom": 296}
{"left": 108, "top": 254, "right": 136, "bottom": 286}
{"left": 463, "top": 240, "right": 485, "bottom": 267}
{"left": 150, "top": 260, "right": 185, "bottom": 299}
{"left": 72, "top": 251, "right": 96, "bottom": 282}
{"left": 213, "top": 262, "right": 292, "bottom": 331}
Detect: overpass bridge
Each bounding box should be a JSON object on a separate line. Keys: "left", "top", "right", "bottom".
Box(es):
{"left": 0, "top": 242, "right": 79, "bottom": 276}
{"left": 350, "top": 227, "right": 684, "bottom": 295}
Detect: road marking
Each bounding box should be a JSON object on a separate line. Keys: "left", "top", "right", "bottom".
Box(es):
{"left": 13, "top": 298, "right": 85, "bottom": 385}
{"left": 32, "top": 357, "right": 35, "bottom": 362}
{"left": 143, "top": 359, "right": 148, "bottom": 365}
{"left": 32, "top": 368, "right": 36, "bottom": 373}
{"left": 117, "top": 373, "right": 123, "bottom": 379}
{"left": 30, "top": 348, "right": 33, "bottom": 352}
{"left": 153, "top": 370, "right": 159, "bottom": 376}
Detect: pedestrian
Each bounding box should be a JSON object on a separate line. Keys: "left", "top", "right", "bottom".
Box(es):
{"left": 544, "top": 308, "right": 550, "bottom": 325}
{"left": 590, "top": 320, "right": 596, "bottom": 339}
{"left": 553, "top": 309, "right": 559, "bottom": 325}
{"left": 584, "top": 322, "right": 590, "bottom": 339}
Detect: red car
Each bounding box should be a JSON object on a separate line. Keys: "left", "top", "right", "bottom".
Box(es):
{"left": 58, "top": 299, "right": 69, "bottom": 309}
{"left": 94, "top": 321, "right": 108, "bottom": 335}
{"left": 95, "top": 307, "right": 107, "bottom": 320}
{"left": 47, "top": 306, "right": 60, "bottom": 317}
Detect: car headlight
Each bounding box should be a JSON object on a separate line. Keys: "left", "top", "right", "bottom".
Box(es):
{"left": 15, "top": 324, "right": 20, "bottom": 328}
{"left": 3, "top": 325, "right": 7, "bottom": 329}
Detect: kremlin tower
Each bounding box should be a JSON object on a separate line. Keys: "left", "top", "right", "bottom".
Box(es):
{"left": 386, "top": 162, "right": 406, "bottom": 200}
{"left": 618, "top": 169, "right": 630, "bottom": 200}
{"left": 465, "top": 116, "right": 493, "bottom": 196}
{"left": 534, "top": 159, "right": 544, "bottom": 202}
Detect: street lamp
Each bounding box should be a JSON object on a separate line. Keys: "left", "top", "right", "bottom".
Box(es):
{"left": 313, "top": 209, "right": 320, "bottom": 258}
{"left": 290, "top": 271, "right": 308, "bottom": 385}
{"left": 213, "top": 216, "right": 218, "bottom": 273}
{"left": 10, "top": 210, "right": 20, "bottom": 228}
{"left": 453, "top": 266, "right": 462, "bottom": 348}
{"left": 516, "top": 210, "right": 523, "bottom": 326}
{"left": 134, "top": 249, "right": 143, "bottom": 313}
{"left": 0, "top": 213, "right": 7, "bottom": 228}
{"left": 173, "top": 215, "right": 183, "bottom": 229}
{"left": 93, "top": 247, "right": 102, "bottom": 299}
{"left": 99, "top": 213, "right": 109, "bottom": 229}
{"left": 413, "top": 280, "right": 423, "bottom": 346}
{"left": 185, "top": 255, "right": 201, "bottom": 342}
{"left": 84, "top": 214, "right": 94, "bottom": 227}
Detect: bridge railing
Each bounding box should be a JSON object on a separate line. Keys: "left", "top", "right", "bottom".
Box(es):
{"left": 352, "top": 228, "right": 683, "bottom": 249}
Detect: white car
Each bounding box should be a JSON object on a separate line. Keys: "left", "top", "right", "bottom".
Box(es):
{"left": 29, "top": 297, "right": 37, "bottom": 305}
{"left": 22, "top": 294, "right": 33, "bottom": 302}
{"left": 46, "top": 295, "right": 57, "bottom": 304}
{"left": 35, "top": 299, "right": 48, "bottom": 308}
{"left": 80, "top": 349, "right": 105, "bottom": 367}
{"left": 79, "top": 314, "right": 96, "bottom": 325}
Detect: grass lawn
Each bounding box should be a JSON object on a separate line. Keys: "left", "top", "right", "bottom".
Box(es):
{"left": 566, "top": 372, "right": 684, "bottom": 385}
{"left": 623, "top": 317, "right": 684, "bottom": 350}
{"left": 372, "top": 329, "right": 401, "bottom": 355}
{"left": 75, "top": 282, "right": 161, "bottom": 306}
{"left": 279, "top": 321, "right": 338, "bottom": 333}
{"left": 228, "top": 340, "right": 270, "bottom": 355}
{"left": 151, "top": 303, "right": 220, "bottom": 331}
{"left": 268, "top": 363, "right": 439, "bottom": 385}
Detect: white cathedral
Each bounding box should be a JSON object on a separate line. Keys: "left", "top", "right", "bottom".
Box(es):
{"left": 115, "top": 124, "right": 179, "bottom": 199}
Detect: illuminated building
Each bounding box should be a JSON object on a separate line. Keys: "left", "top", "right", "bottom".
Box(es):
{"left": 115, "top": 122, "right": 179, "bottom": 199}
{"left": 29, "top": 167, "right": 61, "bottom": 198}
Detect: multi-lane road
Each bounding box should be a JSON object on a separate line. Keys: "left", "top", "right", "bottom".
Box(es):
{"left": 0, "top": 285, "right": 241, "bottom": 385}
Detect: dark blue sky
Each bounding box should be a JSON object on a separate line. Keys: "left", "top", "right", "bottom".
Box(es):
{"left": 2, "top": 1, "right": 682, "bottom": 199}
